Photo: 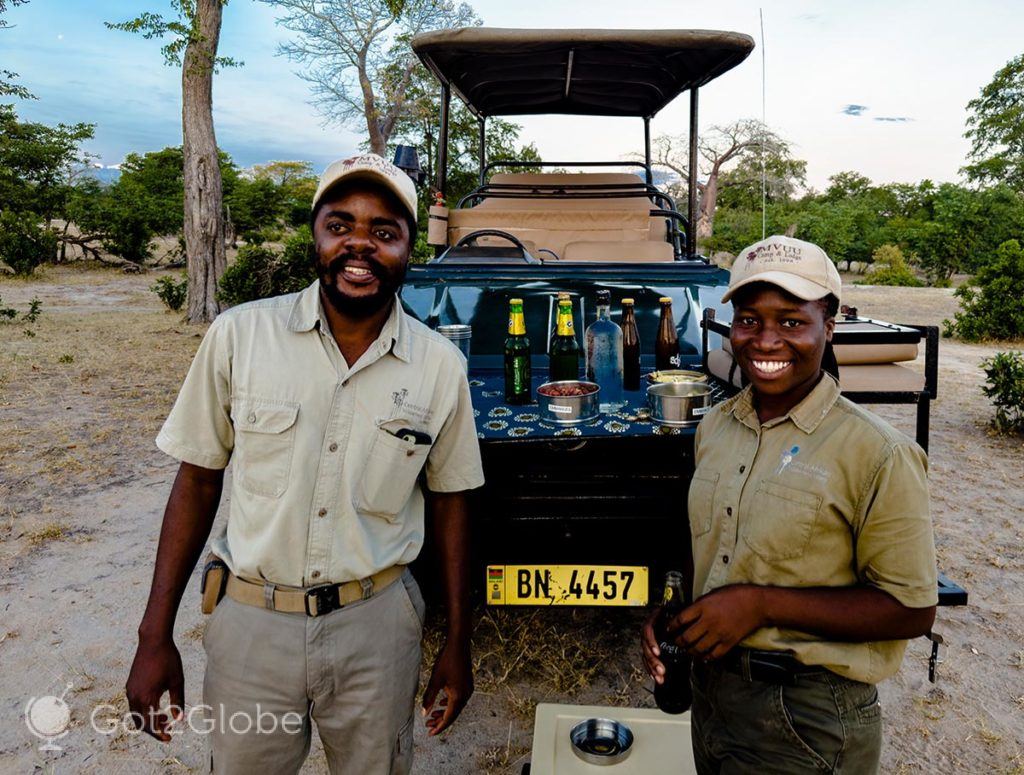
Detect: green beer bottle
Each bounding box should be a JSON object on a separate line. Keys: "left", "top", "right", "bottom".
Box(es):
{"left": 504, "top": 298, "right": 531, "bottom": 404}
{"left": 549, "top": 296, "right": 581, "bottom": 381}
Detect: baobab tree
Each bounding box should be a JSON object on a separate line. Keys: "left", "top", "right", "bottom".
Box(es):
{"left": 633, "top": 119, "right": 805, "bottom": 250}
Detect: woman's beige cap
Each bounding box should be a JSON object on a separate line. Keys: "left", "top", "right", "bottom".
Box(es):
{"left": 722, "top": 235, "right": 842, "bottom": 303}
{"left": 312, "top": 153, "right": 418, "bottom": 222}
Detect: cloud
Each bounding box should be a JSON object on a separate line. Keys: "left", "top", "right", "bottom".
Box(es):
{"left": 841, "top": 104, "right": 869, "bottom": 116}
{"left": 874, "top": 116, "right": 913, "bottom": 123}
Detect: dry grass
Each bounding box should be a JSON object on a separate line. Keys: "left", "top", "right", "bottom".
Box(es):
{"left": 477, "top": 720, "right": 530, "bottom": 774}
{"left": 470, "top": 608, "right": 627, "bottom": 697}
{"left": 26, "top": 521, "right": 70, "bottom": 546}
{"left": 913, "top": 688, "right": 948, "bottom": 722}
{"left": 1, "top": 267, "right": 200, "bottom": 566}
{"left": 182, "top": 621, "right": 206, "bottom": 641}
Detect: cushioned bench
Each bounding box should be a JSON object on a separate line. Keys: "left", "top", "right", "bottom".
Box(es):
{"left": 443, "top": 171, "right": 678, "bottom": 261}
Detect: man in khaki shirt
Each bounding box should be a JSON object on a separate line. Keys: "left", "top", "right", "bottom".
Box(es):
{"left": 643, "top": 236, "right": 937, "bottom": 774}
{"left": 126, "top": 154, "right": 484, "bottom": 774}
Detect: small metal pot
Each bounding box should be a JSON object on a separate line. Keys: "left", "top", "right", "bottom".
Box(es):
{"left": 569, "top": 718, "right": 634, "bottom": 766}
{"left": 647, "top": 381, "right": 713, "bottom": 426}
{"left": 536, "top": 381, "right": 601, "bottom": 425}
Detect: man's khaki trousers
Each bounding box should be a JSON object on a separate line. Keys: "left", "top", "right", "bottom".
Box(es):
{"left": 201, "top": 570, "right": 426, "bottom": 774}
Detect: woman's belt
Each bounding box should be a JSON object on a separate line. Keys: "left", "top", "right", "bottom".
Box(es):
{"left": 703, "top": 648, "right": 823, "bottom": 686}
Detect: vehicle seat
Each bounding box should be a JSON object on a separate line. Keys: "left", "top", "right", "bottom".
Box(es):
{"left": 561, "top": 240, "right": 674, "bottom": 262}
{"left": 446, "top": 171, "right": 677, "bottom": 260}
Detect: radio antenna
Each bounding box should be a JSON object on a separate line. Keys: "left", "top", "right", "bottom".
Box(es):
{"left": 760, "top": 7, "right": 767, "bottom": 239}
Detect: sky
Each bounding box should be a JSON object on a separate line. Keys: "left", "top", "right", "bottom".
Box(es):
{"left": 3, "top": 0, "right": 1022, "bottom": 191}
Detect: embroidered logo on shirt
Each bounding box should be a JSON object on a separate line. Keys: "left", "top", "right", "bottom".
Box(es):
{"left": 777, "top": 445, "right": 800, "bottom": 474}
{"left": 776, "top": 444, "right": 829, "bottom": 482}
{"left": 391, "top": 387, "right": 433, "bottom": 423}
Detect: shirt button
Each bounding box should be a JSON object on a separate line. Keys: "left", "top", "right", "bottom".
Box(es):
{"left": 247, "top": 412, "right": 257, "bottom": 423}
{"left": 726, "top": 507, "right": 733, "bottom": 516}
{"left": 329, "top": 442, "right": 338, "bottom": 452}
{"left": 739, "top": 465, "right": 746, "bottom": 473}
{"left": 310, "top": 571, "right": 321, "bottom": 580}
{"left": 722, "top": 555, "right": 730, "bottom": 564}
{"left": 406, "top": 449, "right": 415, "bottom": 457}
{"left": 318, "top": 508, "right": 328, "bottom": 517}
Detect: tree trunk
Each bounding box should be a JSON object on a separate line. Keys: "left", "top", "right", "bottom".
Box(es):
{"left": 696, "top": 164, "right": 721, "bottom": 250}
{"left": 182, "top": 0, "right": 226, "bottom": 324}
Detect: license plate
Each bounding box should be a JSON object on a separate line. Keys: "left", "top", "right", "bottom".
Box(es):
{"left": 486, "top": 565, "right": 648, "bottom": 606}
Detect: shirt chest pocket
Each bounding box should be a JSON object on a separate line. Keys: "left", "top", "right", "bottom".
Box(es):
{"left": 741, "top": 481, "right": 822, "bottom": 562}
{"left": 357, "top": 428, "right": 431, "bottom": 521}
{"left": 687, "top": 472, "right": 719, "bottom": 538}
{"left": 232, "top": 399, "right": 300, "bottom": 498}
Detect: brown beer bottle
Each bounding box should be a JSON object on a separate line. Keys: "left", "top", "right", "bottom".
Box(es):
{"left": 655, "top": 296, "right": 680, "bottom": 371}
{"left": 654, "top": 570, "right": 692, "bottom": 714}
{"left": 621, "top": 298, "right": 640, "bottom": 391}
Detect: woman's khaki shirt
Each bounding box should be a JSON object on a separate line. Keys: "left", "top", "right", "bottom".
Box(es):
{"left": 689, "top": 375, "right": 937, "bottom": 684}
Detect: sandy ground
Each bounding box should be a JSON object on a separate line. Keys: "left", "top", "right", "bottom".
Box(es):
{"left": 0, "top": 267, "right": 1021, "bottom": 774}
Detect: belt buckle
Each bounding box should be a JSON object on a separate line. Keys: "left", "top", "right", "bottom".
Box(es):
{"left": 304, "top": 584, "right": 340, "bottom": 617}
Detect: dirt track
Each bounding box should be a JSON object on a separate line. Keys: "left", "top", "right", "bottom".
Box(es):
{"left": 1, "top": 268, "right": 1021, "bottom": 773}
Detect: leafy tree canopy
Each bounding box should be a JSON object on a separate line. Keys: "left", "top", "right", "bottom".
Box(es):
{"left": 963, "top": 54, "right": 1024, "bottom": 191}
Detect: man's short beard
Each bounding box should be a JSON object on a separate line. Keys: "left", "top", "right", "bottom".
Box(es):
{"left": 317, "top": 254, "right": 407, "bottom": 318}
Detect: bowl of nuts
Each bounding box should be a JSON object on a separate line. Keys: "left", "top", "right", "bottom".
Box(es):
{"left": 536, "top": 380, "right": 601, "bottom": 425}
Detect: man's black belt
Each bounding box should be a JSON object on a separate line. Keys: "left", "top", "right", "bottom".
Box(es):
{"left": 711, "top": 648, "right": 823, "bottom": 686}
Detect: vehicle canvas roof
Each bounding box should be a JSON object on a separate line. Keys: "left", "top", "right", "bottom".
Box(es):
{"left": 411, "top": 27, "right": 755, "bottom": 119}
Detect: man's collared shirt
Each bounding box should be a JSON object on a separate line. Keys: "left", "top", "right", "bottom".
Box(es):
{"left": 157, "top": 282, "right": 485, "bottom": 587}
{"left": 689, "top": 374, "right": 937, "bottom": 684}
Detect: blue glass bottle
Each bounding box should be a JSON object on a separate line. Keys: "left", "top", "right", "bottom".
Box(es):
{"left": 585, "top": 290, "right": 624, "bottom": 412}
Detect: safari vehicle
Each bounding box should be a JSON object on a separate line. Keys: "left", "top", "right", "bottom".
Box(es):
{"left": 399, "top": 28, "right": 966, "bottom": 613}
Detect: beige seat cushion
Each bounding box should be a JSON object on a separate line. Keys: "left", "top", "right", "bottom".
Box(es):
{"left": 707, "top": 349, "right": 746, "bottom": 388}
{"left": 562, "top": 240, "right": 674, "bottom": 262}
{"left": 832, "top": 343, "right": 918, "bottom": 365}
{"left": 707, "top": 349, "right": 925, "bottom": 393}
{"left": 839, "top": 364, "right": 925, "bottom": 392}
{"left": 448, "top": 208, "right": 652, "bottom": 257}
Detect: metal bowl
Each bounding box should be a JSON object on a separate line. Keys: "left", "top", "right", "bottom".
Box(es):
{"left": 537, "top": 381, "right": 601, "bottom": 425}
{"left": 569, "top": 717, "right": 634, "bottom": 766}
{"left": 647, "top": 381, "right": 713, "bottom": 426}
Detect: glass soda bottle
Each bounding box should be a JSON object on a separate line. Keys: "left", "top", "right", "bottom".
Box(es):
{"left": 584, "top": 290, "right": 624, "bottom": 411}
{"left": 654, "top": 570, "right": 692, "bottom": 714}
{"left": 621, "top": 298, "right": 641, "bottom": 391}
{"left": 504, "top": 298, "right": 531, "bottom": 405}
{"left": 655, "top": 296, "right": 680, "bottom": 371}
{"left": 549, "top": 295, "right": 581, "bottom": 381}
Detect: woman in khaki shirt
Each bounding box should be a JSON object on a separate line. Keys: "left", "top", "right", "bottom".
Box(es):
{"left": 642, "top": 236, "right": 937, "bottom": 774}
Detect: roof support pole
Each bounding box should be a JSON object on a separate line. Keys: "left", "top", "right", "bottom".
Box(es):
{"left": 643, "top": 117, "right": 652, "bottom": 185}
{"left": 687, "top": 88, "right": 699, "bottom": 257}
{"left": 478, "top": 117, "right": 486, "bottom": 186}
{"left": 438, "top": 83, "right": 451, "bottom": 199}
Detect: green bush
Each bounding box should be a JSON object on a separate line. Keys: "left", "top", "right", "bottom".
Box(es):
{"left": 151, "top": 274, "right": 188, "bottom": 312}
{"left": 858, "top": 244, "right": 923, "bottom": 287}
{"left": 0, "top": 211, "right": 57, "bottom": 274}
{"left": 943, "top": 239, "right": 1024, "bottom": 341}
{"left": 980, "top": 351, "right": 1024, "bottom": 433}
{"left": 217, "top": 228, "right": 316, "bottom": 307}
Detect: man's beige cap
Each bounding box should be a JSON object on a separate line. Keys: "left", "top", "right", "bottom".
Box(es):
{"left": 722, "top": 235, "right": 842, "bottom": 303}
{"left": 312, "top": 153, "right": 418, "bottom": 223}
